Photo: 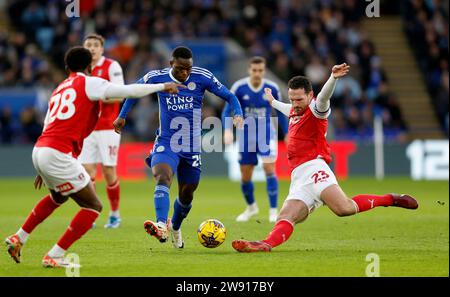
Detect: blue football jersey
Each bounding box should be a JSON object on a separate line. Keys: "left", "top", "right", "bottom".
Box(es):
{"left": 223, "top": 77, "right": 288, "bottom": 151}
{"left": 119, "top": 67, "right": 243, "bottom": 154}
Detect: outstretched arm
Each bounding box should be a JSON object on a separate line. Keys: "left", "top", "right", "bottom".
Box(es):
{"left": 208, "top": 76, "right": 244, "bottom": 128}
{"left": 264, "top": 88, "right": 291, "bottom": 117}
{"left": 91, "top": 76, "right": 185, "bottom": 134}
{"left": 104, "top": 83, "right": 165, "bottom": 99}
{"left": 316, "top": 63, "right": 350, "bottom": 113}
{"left": 86, "top": 76, "right": 183, "bottom": 104}
{"left": 116, "top": 77, "right": 148, "bottom": 120}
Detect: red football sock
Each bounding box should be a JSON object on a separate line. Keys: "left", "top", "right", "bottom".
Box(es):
{"left": 262, "top": 219, "right": 294, "bottom": 248}
{"left": 57, "top": 208, "right": 99, "bottom": 250}
{"left": 352, "top": 194, "right": 394, "bottom": 213}
{"left": 22, "top": 194, "right": 60, "bottom": 233}
{"left": 106, "top": 180, "right": 120, "bottom": 212}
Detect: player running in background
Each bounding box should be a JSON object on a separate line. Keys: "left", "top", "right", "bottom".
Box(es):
{"left": 78, "top": 34, "right": 125, "bottom": 229}
{"left": 232, "top": 63, "right": 419, "bottom": 253}
{"left": 4, "top": 47, "right": 183, "bottom": 267}
{"left": 114, "top": 46, "right": 243, "bottom": 249}
{"left": 222, "top": 57, "right": 289, "bottom": 223}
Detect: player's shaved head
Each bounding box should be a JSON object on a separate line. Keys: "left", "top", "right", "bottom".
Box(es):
{"left": 172, "top": 46, "right": 193, "bottom": 60}
{"left": 65, "top": 46, "right": 92, "bottom": 73}
{"left": 288, "top": 76, "right": 312, "bottom": 93}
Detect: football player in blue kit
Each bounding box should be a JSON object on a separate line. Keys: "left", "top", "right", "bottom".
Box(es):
{"left": 222, "top": 57, "right": 288, "bottom": 223}
{"left": 114, "top": 46, "right": 243, "bottom": 248}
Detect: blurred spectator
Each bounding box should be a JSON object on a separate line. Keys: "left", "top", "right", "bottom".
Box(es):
{"left": 385, "top": 94, "right": 408, "bottom": 131}
{"left": 0, "top": 29, "right": 51, "bottom": 88}
{"left": 333, "top": 74, "right": 362, "bottom": 107}
{"left": 19, "top": 107, "right": 42, "bottom": 143}
{"left": 2, "top": 0, "right": 415, "bottom": 143}
{"left": 403, "top": 0, "right": 449, "bottom": 136}
{"left": 0, "top": 107, "right": 14, "bottom": 144}
{"left": 305, "top": 55, "right": 328, "bottom": 91}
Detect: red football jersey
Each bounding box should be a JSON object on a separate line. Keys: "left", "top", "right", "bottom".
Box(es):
{"left": 35, "top": 73, "right": 100, "bottom": 158}
{"left": 91, "top": 57, "right": 124, "bottom": 130}
{"left": 287, "top": 99, "right": 332, "bottom": 171}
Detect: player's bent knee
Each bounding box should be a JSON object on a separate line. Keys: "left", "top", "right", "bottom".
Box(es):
{"left": 278, "top": 200, "right": 308, "bottom": 224}
{"left": 179, "top": 195, "right": 193, "bottom": 205}
{"left": 332, "top": 204, "right": 355, "bottom": 217}
{"left": 240, "top": 165, "right": 254, "bottom": 182}
{"left": 102, "top": 166, "right": 117, "bottom": 183}
{"left": 179, "top": 184, "right": 198, "bottom": 204}
{"left": 241, "top": 177, "right": 252, "bottom": 183}
{"left": 263, "top": 163, "right": 275, "bottom": 176}
{"left": 90, "top": 199, "right": 103, "bottom": 213}
{"left": 153, "top": 173, "right": 172, "bottom": 186}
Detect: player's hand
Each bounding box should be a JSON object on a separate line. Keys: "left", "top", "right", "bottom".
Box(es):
{"left": 264, "top": 88, "right": 275, "bottom": 104}
{"left": 284, "top": 134, "right": 289, "bottom": 146}
{"left": 332, "top": 63, "right": 350, "bottom": 79}
{"left": 233, "top": 115, "right": 244, "bottom": 129}
{"left": 113, "top": 117, "right": 126, "bottom": 134}
{"left": 223, "top": 129, "right": 234, "bottom": 145}
{"left": 34, "top": 175, "right": 43, "bottom": 190}
{"left": 164, "top": 83, "right": 186, "bottom": 94}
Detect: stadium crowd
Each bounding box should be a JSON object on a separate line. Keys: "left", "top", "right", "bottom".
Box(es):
{"left": 403, "top": 0, "right": 449, "bottom": 136}
{"left": 2, "top": 0, "right": 445, "bottom": 143}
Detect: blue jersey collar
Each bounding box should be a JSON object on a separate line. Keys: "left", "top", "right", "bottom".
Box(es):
{"left": 247, "top": 77, "right": 265, "bottom": 93}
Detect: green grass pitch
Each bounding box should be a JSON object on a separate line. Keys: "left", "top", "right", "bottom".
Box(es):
{"left": 0, "top": 177, "right": 448, "bottom": 277}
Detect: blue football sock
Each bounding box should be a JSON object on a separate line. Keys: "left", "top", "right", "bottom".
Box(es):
{"left": 241, "top": 181, "right": 255, "bottom": 205}
{"left": 266, "top": 174, "right": 278, "bottom": 208}
{"left": 171, "top": 198, "right": 192, "bottom": 231}
{"left": 154, "top": 185, "right": 170, "bottom": 223}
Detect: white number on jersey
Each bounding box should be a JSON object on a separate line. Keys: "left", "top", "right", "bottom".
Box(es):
{"left": 192, "top": 155, "right": 202, "bottom": 167}
{"left": 46, "top": 88, "right": 77, "bottom": 124}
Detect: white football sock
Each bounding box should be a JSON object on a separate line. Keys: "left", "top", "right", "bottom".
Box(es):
{"left": 248, "top": 202, "right": 258, "bottom": 211}
{"left": 110, "top": 210, "right": 120, "bottom": 217}
{"left": 47, "top": 244, "right": 66, "bottom": 258}
{"left": 16, "top": 228, "right": 29, "bottom": 244}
